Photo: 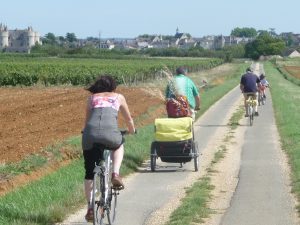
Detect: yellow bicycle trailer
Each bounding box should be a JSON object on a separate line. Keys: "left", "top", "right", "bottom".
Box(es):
{"left": 150, "top": 117, "right": 199, "bottom": 172}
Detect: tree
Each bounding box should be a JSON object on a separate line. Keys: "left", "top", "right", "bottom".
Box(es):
{"left": 245, "top": 33, "right": 285, "bottom": 59}
{"left": 269, "top": 28, "right": 277, "bottom": 37}
{"left": 65, "top": 33, "right": 77, "bottom": 43}
{"left": 43, "top": 32, "right": 56, "bottom": 45}
{"left": 231, "top": 27, "right": 257, "bottom": 37}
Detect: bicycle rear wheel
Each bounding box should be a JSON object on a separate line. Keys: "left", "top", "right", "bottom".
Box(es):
{"left": 150, "top": 142, "right": 157, "bottom": 172}
{"left": 192, "top": 141, "right": 199, "bottom": 172}
{"left": 93, "top": 172, "right": 105, "bottom": 225}
{"left": 107, "top": 188, "right": 118, "bottom": 224}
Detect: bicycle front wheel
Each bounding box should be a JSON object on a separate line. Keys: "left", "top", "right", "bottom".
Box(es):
{"left": 107, "top": 188, "right": 118, "bottom": 224}
{"left": 93, "top": 172, "right": 105, "bottom": 225}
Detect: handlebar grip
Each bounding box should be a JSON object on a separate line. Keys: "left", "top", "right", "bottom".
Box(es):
{"left": 120, "top": 129, "right": 137, "bottom": 135}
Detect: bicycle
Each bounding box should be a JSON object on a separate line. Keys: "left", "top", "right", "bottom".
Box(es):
{"left": 258, "top": 86, "right": 266, "bottom": 106}
{"left": 92, "top": 130, "right": 130, "bottom": 225}
{"left": 246, "top": 94, "right": 257, "bottom": 126}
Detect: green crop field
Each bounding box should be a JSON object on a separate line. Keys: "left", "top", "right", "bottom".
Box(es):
{"left": 0, "top": 56, "right": 223, "bottom": 86}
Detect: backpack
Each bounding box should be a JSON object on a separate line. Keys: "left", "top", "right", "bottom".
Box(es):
{"left": 166, "top": 95, "right": 191, "bottom": 118}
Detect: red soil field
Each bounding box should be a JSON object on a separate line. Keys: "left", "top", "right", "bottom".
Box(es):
{"left": 0, "top": 86, "right": 165, "bottom": 195}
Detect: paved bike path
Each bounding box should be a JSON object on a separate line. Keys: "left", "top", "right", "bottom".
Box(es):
{"left": 221, "top": 88, "right": 297, "bottom": 225}
{"left": 116, "top": 87, "right": 242, "bottom": 225}
{"left": 59, "top": 86, "right": 242, "bottom": 225}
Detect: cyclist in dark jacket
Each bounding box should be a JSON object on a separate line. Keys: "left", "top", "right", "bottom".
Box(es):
{"left": 240, "top": 67, "right": 261, "bottom": 117}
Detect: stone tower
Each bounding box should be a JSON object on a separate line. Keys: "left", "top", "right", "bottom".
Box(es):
{"left": 27, "top": 26, "right": 35, "bottom": 47}
{"left": 0, "top": 23, "right": 9, "bottom": 50}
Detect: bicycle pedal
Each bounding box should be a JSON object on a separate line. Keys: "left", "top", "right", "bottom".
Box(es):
{"left": 112, "top": 185, "right": 124, "bottom": 190}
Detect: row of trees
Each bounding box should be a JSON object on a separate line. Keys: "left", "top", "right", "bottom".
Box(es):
{"left": 42, "top": 32, "right": 78, "bottom": 45}
{"left": 22, "top": 27, "right": 297, "bottom": 60}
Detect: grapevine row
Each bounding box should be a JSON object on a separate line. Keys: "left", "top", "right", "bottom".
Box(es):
{"left": 0, "top": 57, "right": 223, "bottom": 86}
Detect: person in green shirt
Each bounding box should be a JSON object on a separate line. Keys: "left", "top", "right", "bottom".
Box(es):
{"left": 165, "top": 67, "right": 201, "bottom": 119}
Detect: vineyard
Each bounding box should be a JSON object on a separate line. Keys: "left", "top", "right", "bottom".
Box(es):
{"left": 0, "top": 57, "right": 223, "bottom": 86}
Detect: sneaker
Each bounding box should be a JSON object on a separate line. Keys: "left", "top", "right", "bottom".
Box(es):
{"left": 112, "top": 173, "right": 125, "bottom": 189}
{"left": 85, "top": 208, "right": 94, "bottom": 222}
{"left": 245, "top": 114, "right": 249, "bottom": 117}
{"left": 254, "top": 112, "right": 259, "bottom": 116}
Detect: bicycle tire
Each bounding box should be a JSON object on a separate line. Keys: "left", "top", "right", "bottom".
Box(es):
{"left": 107, "top": 188, "right": 118, "bottom": 225}
{"left": 193, "top": 141, "right": 199, "bottom": 172}
{"left": 93, "top": 172, "right": 105, "bottom": 225}
{"left": 150, "top": 142, "right": 157, "bottom": 172}
{"left": 250, "top": 109, "right": 254, "bottom": 126}
{"left": 248, "top": 105, "right": 253, "bottom": 126}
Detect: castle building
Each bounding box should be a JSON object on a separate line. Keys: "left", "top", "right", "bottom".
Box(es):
{"left": 0, "top": 23, "right": 42, "bottom": 53}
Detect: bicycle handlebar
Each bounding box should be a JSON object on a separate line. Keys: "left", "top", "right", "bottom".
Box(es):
{"left": 81, "top": 129, "right": 137, "bottom": 135}
{"left": 120, "top": 129, "right": 137, "bottom": 135}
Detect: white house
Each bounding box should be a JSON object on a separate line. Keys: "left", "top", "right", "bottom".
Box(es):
{"left": 288, "top": 50, "right": 300, "bottom": 58}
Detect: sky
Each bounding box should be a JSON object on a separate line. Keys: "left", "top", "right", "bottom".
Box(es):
{"left": 1, "top": 0, "right": 299, "bottom": 39}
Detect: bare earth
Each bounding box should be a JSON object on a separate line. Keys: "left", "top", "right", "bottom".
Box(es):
{"left": 0, "top": 86, "right": 165, "bottom": 195}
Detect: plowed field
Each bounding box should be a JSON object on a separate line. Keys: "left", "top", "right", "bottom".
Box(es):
{"left": 0, "top": 86, "right": 165, "bottom": 163}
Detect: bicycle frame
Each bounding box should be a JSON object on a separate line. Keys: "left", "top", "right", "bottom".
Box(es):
{"left": 91, "top": 130, "right": 131, "bottom": 225}
{"left": 246, "top": 95, "right": 257, "bottom": 126}
{"left": 92, "top": 149, "right": 118, "bottom": 225}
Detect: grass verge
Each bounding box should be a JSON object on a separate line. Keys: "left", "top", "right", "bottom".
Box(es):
{"left": 0, "top": 62, "right": 247, "bottom": 225}
{"left": 264, "top": 61, "right": 300, "bottom": 211}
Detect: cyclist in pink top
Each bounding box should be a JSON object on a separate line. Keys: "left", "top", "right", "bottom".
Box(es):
{"left": 82, "top": 75, "right": 135, "bottom": 221}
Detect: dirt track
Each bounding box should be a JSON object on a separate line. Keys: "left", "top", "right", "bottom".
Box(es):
{"left": 0, "top": 86, "right": 165, "bottom": 164}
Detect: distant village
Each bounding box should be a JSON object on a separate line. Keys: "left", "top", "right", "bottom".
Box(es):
{"left": 1, "top": 24, "right": 300, "bottom": 57}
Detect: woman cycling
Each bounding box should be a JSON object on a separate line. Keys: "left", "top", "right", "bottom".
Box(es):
{"left": 81, "top": 75, "right": 135, "bottom": 221}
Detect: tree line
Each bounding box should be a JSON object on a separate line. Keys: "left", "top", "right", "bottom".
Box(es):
{"left": 3, "top": 27, "right": 299, "bottom": 60}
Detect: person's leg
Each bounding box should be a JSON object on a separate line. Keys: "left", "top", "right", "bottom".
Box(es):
{"left": 111, "top": 144, "right": 125, "bottom": 188}
{"left": 255, "top": 92, "right": 258, "bottom": 112}
{"left": 112, "top": 144, "right": 124, "bottom": 174}
{"left": 243, "top": 93, "right": 248, "bottom": 116}
{"left": 83, "top": 150, "right": 95, "bottom": 221}
{"left": 84, "top": 180, "right": 93, "bottom": 221}
{"left": 190, "top": 109, "right": 195, "bottom": 121}
{"left": 84, "top": 179, "right": 93, "bottom": 207}
{"left": 83, "top": 147, "right": 101, "bottom": 220}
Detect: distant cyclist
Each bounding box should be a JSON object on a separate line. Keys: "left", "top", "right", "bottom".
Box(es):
{"left": 259, "top": 73, "right": 270, "bottom": 98}
{"left": 240, "top": 67, "right": 261, "bottom": 117}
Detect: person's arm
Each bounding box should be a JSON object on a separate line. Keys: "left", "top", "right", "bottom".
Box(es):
{"left": 84, "top": 96, "right": 92, "bottom": 126}
{"left": 240, "top": 84, "right": 244, "bottom": 92}
{"left": 118, "top": 94, "right": 135, "bottom": 134}
{"left": 240, "top": 75, "right": 245, "bottom": 92}
{"left": 256, "top": 77, "right": 261, "bottom": 90}
{"left": 194, "top": 95, "right": 201, "bottom": 110}
{"left": 190, "top": 79, "right": 201, "bottom": 110}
